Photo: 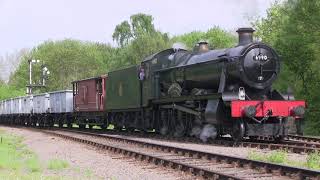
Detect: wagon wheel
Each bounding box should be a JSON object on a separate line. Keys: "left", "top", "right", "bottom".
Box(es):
{"left": 160, "top": 125, "right": 169, "bottom": 136}
{"left": 273, "top": 135, "right": 284, "bottom": 143}
{"left": 232, "top": 119, "right": 245, "bottom": 142}
{"left": 249, "top": 136, "right": 258, "bottom": 141}
{"left": 114, "top": 125, "right": 123, "bottom": 131}
{"left": 101, "top": 124, "right": 108, "bottom": 130}
{"left": 79, "top": 124, "right": 86, "bottom": 129}
{"left": 126, "top": 127, "right": 135, "bottom": 133}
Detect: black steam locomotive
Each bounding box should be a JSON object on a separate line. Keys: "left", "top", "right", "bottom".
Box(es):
{"left": 137, "top": 27, "right": 305, "bottom": 141}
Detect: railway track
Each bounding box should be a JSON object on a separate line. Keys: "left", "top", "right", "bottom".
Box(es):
{"left": 234, "top": 140, "right": 320, "bottom": 154}
{"left": 33, "top": 128, "right": 320, "bottom": 180}
{"left": 4, "top": 124, "right": 320, "bottom": 154}
{"left": 288, "top": 135, "right": 320, "bottom": 144}
{"left": 58, "top": 127, "right": 320, "bottom": 154}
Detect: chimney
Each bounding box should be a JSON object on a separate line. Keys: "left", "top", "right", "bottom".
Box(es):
{"left": 194, "top": 41, "right": 209, "bottom": 52}
{"left": 198, "top": 41, "right": 209, "bottom": 52}
{"left": 236, "top": 27, "right": 255, "bottom": 45}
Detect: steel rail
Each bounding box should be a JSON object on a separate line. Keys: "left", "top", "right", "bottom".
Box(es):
{"left": 43, "top": 128, "right": 320, "bottom": 180}
{"left": 288, "top": 135, "right": 320, "bottom": 144}
{"left": 44, "top": 130, "right": 243, "bottom": 180}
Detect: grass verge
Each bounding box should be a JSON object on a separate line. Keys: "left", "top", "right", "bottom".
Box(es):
{"left": 47, "top": 159, "right": 69, "bottom": 170}
{"left": 248, "top": 150, "right": 320, "bottom": 170}
{"left": 0, "top": 130, "right": 43, "bottom": 179}
{"left": 0, "top": 129, "right": 101, "bottom": 179}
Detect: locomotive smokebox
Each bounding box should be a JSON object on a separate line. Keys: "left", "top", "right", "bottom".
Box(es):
{"left": 236, "top": 27, "right": 255, "bottom": 45}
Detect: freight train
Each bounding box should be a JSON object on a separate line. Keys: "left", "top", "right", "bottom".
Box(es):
{"left": 0, "top": 28, "right": 306, "bottom": 141}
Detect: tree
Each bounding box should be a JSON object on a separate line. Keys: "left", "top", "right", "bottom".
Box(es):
{"left": 126, "top": 32, "right": 170, "bottom": 65}
{"left": 130, "top": 13, "right": 155, "bottom": 38}
{"left": 253, "top": 0, "right": 320, "bottom": 134}
{"left": 171, "top": 26, "right": 236, "bottom": 50}
{"left": 112, "top": 21, "right": 132, "bottom": 47}
{"left": 0, "top": 49, "right": 29, "bottom": 83}
{"left": 112, "top": 13, "right": 171, "bottom": 66}
{"left": 112, "top": 13, "right": 156, "bottom": 47}
{"left": 9, "top": 39, "right": 114, "bottom": 92}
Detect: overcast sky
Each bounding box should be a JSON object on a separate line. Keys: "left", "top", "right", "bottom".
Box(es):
{"left": 0, "top": 0, "right": 275, "bottom": 57}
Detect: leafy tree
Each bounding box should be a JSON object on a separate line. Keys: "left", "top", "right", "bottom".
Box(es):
{"left": 171, "top": 31, "right": 205, "bottom": 49}
{"left": 9, "top": 39, "right": 114, "bottom": 92}
{"left": 112, "top": 13, "right": 156, "bottom": 47}
{"left": 254, "top": 0, "right": 320, "bottom": 134}
{"left": 112, "top": 13, "right": 171, "bottom": 66}
{"left": 172, "top": 26, "right": 236, "bottom": 49}
{"left": 126, "top": 32, "right": 170, "bottom": 65}
{"left": 112, "top": 21, "right": 132, "bottom": 47}
{"left": 130, "top": 13, "right": 155, "bottom": 37}
{"left": 0, "top": 84, "right": 25, "bottom": 100}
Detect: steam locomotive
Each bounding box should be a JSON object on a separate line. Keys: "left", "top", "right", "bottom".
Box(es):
{"left": 0, "top": 28, "right": 306, "bottom": 141}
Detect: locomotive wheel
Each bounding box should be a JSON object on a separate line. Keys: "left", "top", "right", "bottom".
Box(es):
{"left": 101, "top": 124, "right": 107, "bottom": 130}
{"left": 114, "top": 125, "right": 123, "bottom": 131}
{"left": 232, "top": 120, "right": 245, "bottom": 142}
{"left": 174, "top": 123, "right": 185, "bottom": 137}
{"left": 160, "top": 126, "right": 169, "bottom": 136}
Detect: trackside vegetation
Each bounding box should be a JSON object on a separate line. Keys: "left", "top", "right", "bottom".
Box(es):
{"left": 248, "top": 150, "right": 320, "bottom": 170}
{"left": 252, "top": 0, "right": 320, "bottom": 135}
{"left": 0, "top": 129, "right": 43, "bottom": 179}
{"left": 0, "top": 129, "right": 99, "bottom": 179}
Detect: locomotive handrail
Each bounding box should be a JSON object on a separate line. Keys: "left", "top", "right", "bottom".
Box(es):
{"left": 154, "top": 57, "right": 228, "bottom": 73}
{"left": 152, "top": 93, "right": 221, "bottom": 104}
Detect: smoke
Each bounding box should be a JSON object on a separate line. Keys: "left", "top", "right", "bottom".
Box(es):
{"left": 172, "top": 42, "right": 187, "bottom": 51}
{"left": 190, "top": 124, "right": 218, "bottom": 142}
{"left": 199, "top": 124, "right": 217, "bottom": 143}
{"left": 190, "top": 126, "right": 202, "bottom": 137}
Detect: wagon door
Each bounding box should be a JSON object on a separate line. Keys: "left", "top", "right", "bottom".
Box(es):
{"left": 82, "top": 86, "right": 88, "bottom": 105}
{"left": 96, "top": 78, "right": 103, "bottom": 111}
{"left": 97, "top": 76, "right": 106, "bottom": 111}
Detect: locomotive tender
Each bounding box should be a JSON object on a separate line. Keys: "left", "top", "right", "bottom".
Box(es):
{"left": 0, "top": 28, "right": 306, "bottom": 141}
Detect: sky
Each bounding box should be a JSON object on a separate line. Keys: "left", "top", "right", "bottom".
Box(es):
{"left": 0, "top": 0, "right": 275, "bottom": 57}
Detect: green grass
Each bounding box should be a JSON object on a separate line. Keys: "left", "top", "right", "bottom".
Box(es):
{"left": 248, "top": 150, "right": 320, "bottom": 170}
{"left": 0, "top": 129, "right": 102, "bottom": 179}
{"left": 26, "top": 155, "right": 42, "bottom": 172}
{"left": 47, "top": 159, "right": 69, "bottom": 170}
{"left": 0, "top": 131, "right": 43, "bottom": 178}
{"left": 84, "top": 168, "right": 93, "bottom": 178}
{"left": 248, "top": 150, "right": 288, "bottom": 164}
{"left": 306, "top": 151, "right": 320, "bottom": 169}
